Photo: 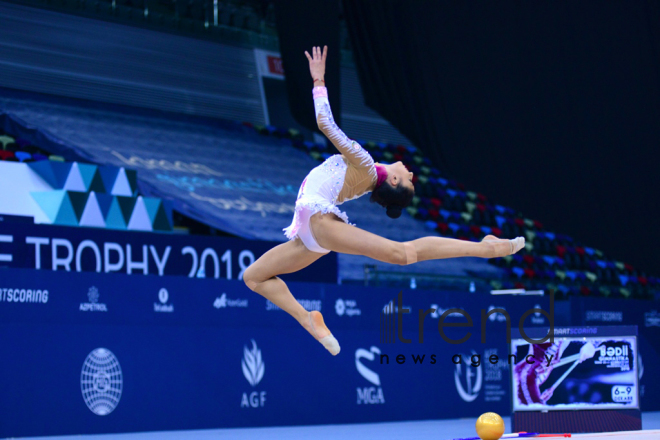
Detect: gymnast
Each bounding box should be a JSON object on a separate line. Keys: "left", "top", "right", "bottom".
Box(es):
{"left": 243, "top": 46, "right": 525, "bottom": 356}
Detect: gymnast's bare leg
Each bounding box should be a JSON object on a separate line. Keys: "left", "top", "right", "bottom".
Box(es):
{"left": 242, "top": 237, "right": 336, "bottom": 349}
{"left": 244, "top": 211, "right": 523, "bottom": 355}
{"left": 310, "top": 213, "right": 522, "bottom": 265}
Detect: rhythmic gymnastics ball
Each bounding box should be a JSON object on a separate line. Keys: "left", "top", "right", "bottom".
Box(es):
{"left": 475, "top": 412, "right": 505, "bottom": 440}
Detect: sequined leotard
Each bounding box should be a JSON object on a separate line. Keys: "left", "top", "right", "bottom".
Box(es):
{"left": 282, "top": 86, "right": 379, "bottom": 253}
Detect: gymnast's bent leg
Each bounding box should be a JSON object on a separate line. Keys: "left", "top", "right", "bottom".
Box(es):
{"left": 242, "top": 237, "right": 340, "bottom": 354}
{"left": 311, "top": 213, "right": 524, "bottom": 265}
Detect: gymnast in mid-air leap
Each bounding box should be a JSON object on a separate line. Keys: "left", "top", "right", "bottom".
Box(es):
{"left": 243, "top": 46, "right": 525, "bottom": 356}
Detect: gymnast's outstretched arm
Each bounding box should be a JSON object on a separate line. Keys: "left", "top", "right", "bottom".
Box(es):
{"left": 305, "top": 46, "right": 374, "bottom": 171}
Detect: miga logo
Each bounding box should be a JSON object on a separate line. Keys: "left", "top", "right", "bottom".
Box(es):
{"left": 355, "top": 346, "right": 385, "bottom": 405}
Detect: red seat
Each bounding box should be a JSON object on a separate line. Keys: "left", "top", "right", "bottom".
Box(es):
{"left": 0, "top": 151, "right": 15, "bottom": 160}
{"left": 556, "top": 245, "right": 566, "bottom": 258}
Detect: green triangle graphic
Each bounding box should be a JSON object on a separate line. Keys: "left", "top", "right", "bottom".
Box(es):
{"left": 53, "top": 193, "right": 79, "bottom": 226}
{"left": 105, "top": 197, "right": 127, "bottom": 230}
{"left": 67, "top": 191, "right": 89, "bottom": 221}
{"left": 125, "top": 168, "right": 138, "bottom": 195}
{"left": 87, "top": 169, "right": 107, "bottom": 193}
{"left": 30, "top": 190, "right": 67, "bottom": 223}
{"left": 78, "top": 163, "right": 99, "bottom": 191}
{"left": 151, "top": 203, "right": 172, "bottom": 231}
{"left": 142, "top": 197, "right": 162, "bottom": 222}
{"left": 115, "top": 196, "right": 137, "bottom": 222}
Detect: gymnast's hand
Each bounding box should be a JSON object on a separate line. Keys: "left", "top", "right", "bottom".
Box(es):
{"left": 305, "top": 45, "right": 327, "bottom": 84}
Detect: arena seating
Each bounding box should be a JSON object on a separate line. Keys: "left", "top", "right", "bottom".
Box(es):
{"left": 0, "top": 88, "right": 656, "bottom": 298}
{"left": 249, "top": 123, "right": 658, "bottom": 300}
{"left": 0, "top": 91, "right": 500, "bottom": 286}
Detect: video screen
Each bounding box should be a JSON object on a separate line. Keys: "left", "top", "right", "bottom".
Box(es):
{"left": 511, "top": 336, "right": 638, "bottom": 411}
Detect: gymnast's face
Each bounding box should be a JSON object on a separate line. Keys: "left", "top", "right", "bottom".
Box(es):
{"left": 389, "top": 161, "right": 414, "bottom": 192}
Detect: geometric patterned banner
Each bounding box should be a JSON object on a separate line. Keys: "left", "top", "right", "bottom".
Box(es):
{"left": 31, "top": 190, "right": 171, "bottom": 231}
{"left": 29, "top": 161, "right": 137, "bottom": 195}
{"left": 29, "top": 161, "right": 168, "bottom": 231}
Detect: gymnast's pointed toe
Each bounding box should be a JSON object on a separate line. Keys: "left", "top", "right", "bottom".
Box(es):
{"left": 510, "top": 237, "right": 525, "bottom": 255}
{"left": 309, "top": 310, "right": 341, "bottom": 356}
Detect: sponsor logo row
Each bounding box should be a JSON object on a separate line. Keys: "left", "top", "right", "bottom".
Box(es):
{"left": 0, "top": 285, "right": 251, "bottom": 313}
{"left": 81, "top": 339, "right": 508, "bottom": 417}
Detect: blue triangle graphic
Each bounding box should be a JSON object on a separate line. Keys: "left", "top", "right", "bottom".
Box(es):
{"left": 64, "top": 162, "right": 87, "bottom": 192}
{"left": 111, "top": 168, "right": 133, "bottom": 196}
{"left": 31, "top": 190, "right": 67, "bottom": 223}
{"left": 127, "top": 196, "right": 153, "bottom": 231}
{"left": 79, "top": 192, "right": 106, "bottom": 228}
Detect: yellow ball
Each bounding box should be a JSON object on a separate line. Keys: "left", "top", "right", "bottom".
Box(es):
{"left": 475, "top": 412, "right": 505, "bottom": 440}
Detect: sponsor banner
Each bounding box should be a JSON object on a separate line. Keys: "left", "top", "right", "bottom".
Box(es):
{"left": 571, "top": 298, "right": 660, "bottom": 411}
{"left": 511, "top": 331, "right": 639, "bottom": 412}
{"left": 0, "top": 222, "right": 336, "bottom": 284}
{"left": 0, "top": 267, "right": 554, "bottom": 437}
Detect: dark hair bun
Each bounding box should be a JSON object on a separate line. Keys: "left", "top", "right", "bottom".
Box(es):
{"left": 386, "top": 205, "right": 403, "bottom": 219}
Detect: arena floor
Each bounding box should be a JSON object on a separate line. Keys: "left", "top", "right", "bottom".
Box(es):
{"left": 7, "top": 412, "right": 660, "bottom": 440}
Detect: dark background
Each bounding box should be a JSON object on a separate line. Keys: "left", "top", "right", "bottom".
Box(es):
{"left": 275, "top": 0, "right": 341, "bottom": 129}
{"left": 339, "top": 0, "right": 659, "bottom": 274}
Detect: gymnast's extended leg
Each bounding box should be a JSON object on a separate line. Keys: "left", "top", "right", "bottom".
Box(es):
{"left": 311, "top": 213, "right": 523, "bottom": 265}
{"left": 242, "top": 237, "right": 339, "bottom": 353}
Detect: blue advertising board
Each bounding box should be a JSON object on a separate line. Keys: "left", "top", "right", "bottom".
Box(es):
{"left": 0, "top": 222, "right": 336, "bottom": 284}
{"left": 0, "top": 267, "right": 551, "bottom": 438}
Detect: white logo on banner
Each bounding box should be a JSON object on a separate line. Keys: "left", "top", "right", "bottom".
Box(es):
{"left": 88, "top": 287, "right": 99, "bottom": 303}
{"left": 267, "top": 298, "right": 320, "bottom": 311}
{"left": 645, "top": 310, "right": 660, "bottom": 327}
{"left": 335, "top": 298, "right": 346, "bottom": 316}
{"left": 487, "top": 305, "right": 507, "bottom": 322}
{"left": 531, "top": 304, "right": 546, "bottom": 324}
{"left": 158, "top": 288, "right": 168, "bottom": 303}
{"left": 80, "top": 286, "right": 108, "bottom": 312}
{"left": 355, "top": 346, "right": 385, "bottom": 405}
{"left": 241, "top": 340, "right": 266, "bottom": 408}
{"left": 335, "top": 298, "right": 361, "bottom": 317}
{"left": 454, "top": 351, "right": 482, "bottom": 402}
{"left": 430, "top": 304, "right": 463, "bottom": 319}
{"left": 154, "top": 288, "right": 173, "bottom": 313}
{"left": 214, "top": 293, "right": 248, "bottom": 309}
{"left": 0, "top": 287, "right": 49, "bottom": 303}
{"left": 80, "top": 348, "right": 123, "bottom": 416}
